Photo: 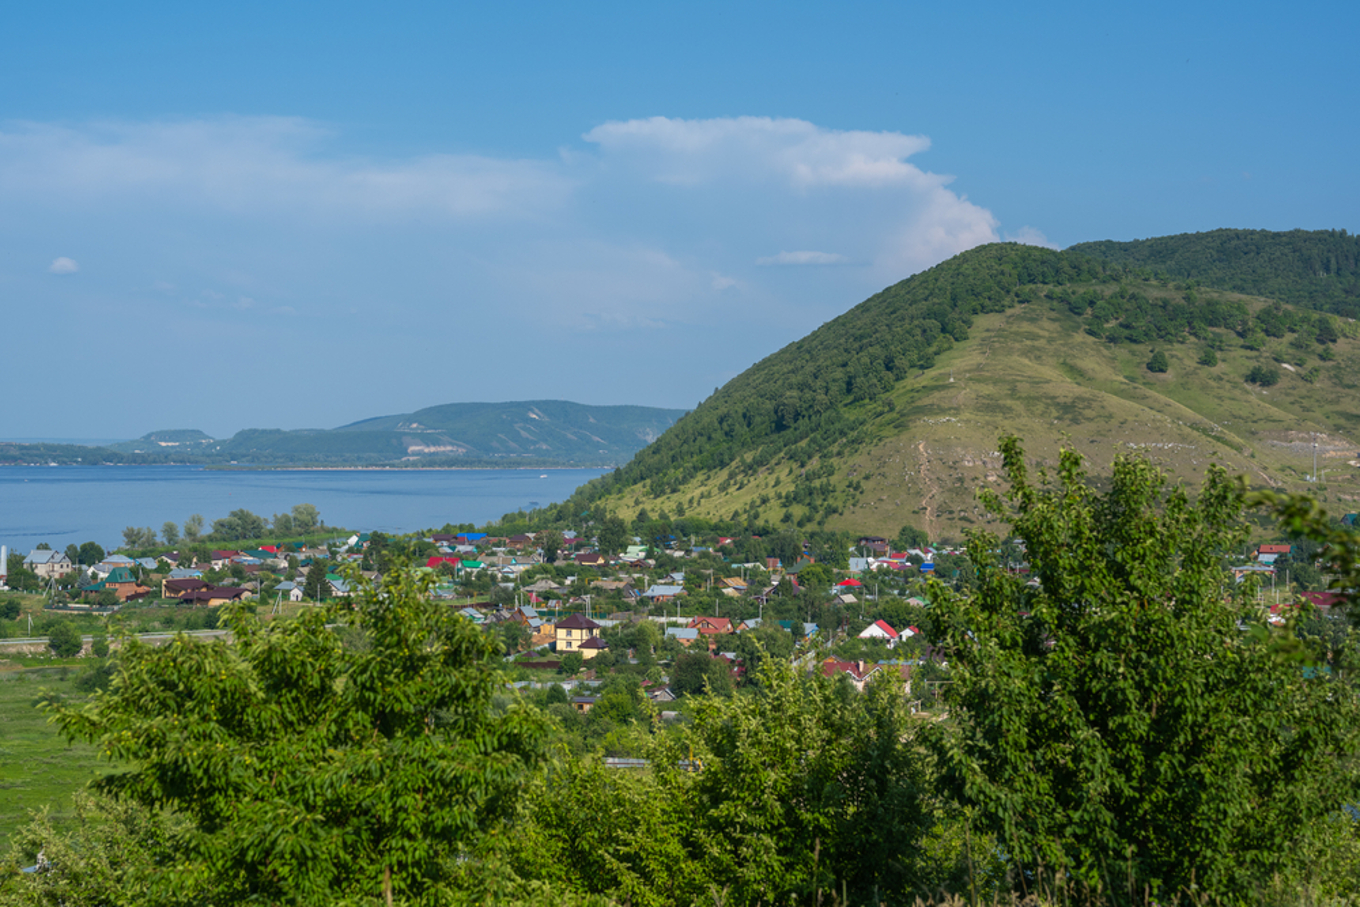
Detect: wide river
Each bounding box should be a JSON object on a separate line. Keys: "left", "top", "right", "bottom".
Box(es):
{"left": 0, "top": 466, "right": 610, "bottom": 551}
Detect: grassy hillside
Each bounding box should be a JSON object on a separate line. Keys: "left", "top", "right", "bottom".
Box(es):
{"left": 551, "top": 240, "right": 1360, "bottom": 541}
{"left": 1071, "top": 228, "right": 1360, "bottom": 318}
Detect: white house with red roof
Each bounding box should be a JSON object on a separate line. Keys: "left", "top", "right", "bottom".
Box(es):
{"left": 858, "top": 619, "right": 900, "bottom": 644}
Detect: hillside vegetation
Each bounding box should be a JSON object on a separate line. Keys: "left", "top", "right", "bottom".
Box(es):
{"left": 1071, "top": 228, "right": 1360, "bottom": 317}
{"left": 548, "top": 236, "right": 1360, "bottom": 541}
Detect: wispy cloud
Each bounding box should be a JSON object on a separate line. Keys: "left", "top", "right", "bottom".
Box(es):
{"left": 48, "top": 256, "right": 79, "bottom": 274}
{"left": 0, "top": 118, "right": 574, "bottom": 220}
{"left": 756, "top": 250, "right": 849, "bottom": 266}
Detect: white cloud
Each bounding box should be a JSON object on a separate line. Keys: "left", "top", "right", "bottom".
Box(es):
{"left": 48, "top": 256, "right": 78, "bottom": 274}
{"left": 756, "top": 250, "right": 849, "bottom": 266}
{"left": 1004, "top": 225, "right": 1059, "bottom": 249}
{"left": 584, "top": 116, "right": 933, "bottom": 189}
{"left": 585, "top": 116, "right": 1000, "bottom": 278}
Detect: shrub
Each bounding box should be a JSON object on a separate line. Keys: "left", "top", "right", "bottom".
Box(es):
{"left": 47, "top": 621, "right": 82, "bottom": 658}
{"left": 1246, "top": 363, "right": 1281, "bottom": 386}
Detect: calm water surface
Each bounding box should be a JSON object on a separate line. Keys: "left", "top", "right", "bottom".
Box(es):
{"left": 0, "top": 466, "right": 609, "bottom": 551}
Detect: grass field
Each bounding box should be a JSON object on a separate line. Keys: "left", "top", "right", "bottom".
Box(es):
{"left": 0, "top": 664, "right": 109, "bottom": 845}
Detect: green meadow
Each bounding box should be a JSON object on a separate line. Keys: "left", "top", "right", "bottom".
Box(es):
{"left": 0, "top": 665, "right": 108, "bottom": 845}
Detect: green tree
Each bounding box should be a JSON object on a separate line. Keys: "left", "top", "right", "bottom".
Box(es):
{"left": 121, "top": 526, "right": 157, "bottom": 550}
{"left": 1146, "top": 348, "right": 1169, "bottom": 373}
{"left": 892, "top": 524, "right": 929, "bottom": 551}
{"left": 291, "top": 503, "right": 321, "bottom": 533}
{"left": 670, "top": 651, "right": 732, "bottom": 697}
{"left": 0, "top": 599, "right": 20, "bottom": 621}
{"left": 928, "top": 437, "right": 1360, "bottom": 897}
{"left": 652, "top": 657, "right": 931, "bottom": 904}
{"left": 182, "top": 514, "right": 204, "bottom": 542}
{"left": 1247, "top": 363, "right": 1282, "bottom": 386}
{"left": 91, "top": 632, "right": 110, "bottom": 658}
{"left": 211, "top": 509, "right": 267, "bottom": 542}
{"left": 48, "top": 566, "right": 549, "bottom": 905}
{"left": 48, "top": 621, "right": 82, "bottom": 657}
{"left": 558, "top": 651, "right": 585, "bottom": 676}
{"left": 303, "top": 559, "right": 329, "bottom": 602}
{"left": 0, "top": 791, "right": 202, "bottom": 906}
{"left": 1198, "top": 345, "right": 1219, "bottom": 366}
{"left": 161, "top": 521, "right": 180, "bottom": 547}
{"left": 538, "top": 529, "right": 564, "bottom": 565}
{"left": 596, "top": 515, "right": 630, "bottom": 556}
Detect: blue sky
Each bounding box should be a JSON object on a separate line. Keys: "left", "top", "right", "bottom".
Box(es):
{"left": 3, "top": 0, "right": 1356, "bottom": 440}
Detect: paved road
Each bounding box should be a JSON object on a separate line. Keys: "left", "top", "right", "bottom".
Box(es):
{"left": 0, "top": 628, "right": 232, "bottom": 648}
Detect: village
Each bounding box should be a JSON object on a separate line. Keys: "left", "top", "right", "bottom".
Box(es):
{"left": 2, "top": 518, "right": 1344, "bottom": 713}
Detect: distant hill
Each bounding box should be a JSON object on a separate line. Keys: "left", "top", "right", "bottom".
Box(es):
{"left": 1070, "top": 228, "right": 1360, "bottom": 318}
{"left": 101, "top": 401, "right": 688, "bottom": 467}
{"left": 546, "top": 237, "right": 1360, "bottom": 542}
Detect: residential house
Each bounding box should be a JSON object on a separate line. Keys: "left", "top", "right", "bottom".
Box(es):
{"left": 688, "top": 616, "right": 733, "bottom": 644}
{"left": 1257, "top": 543, "right": 1292, "bottom": 565}
{"left": 176, "top": 586, "right": 250, "bottom": 607}
{"left": 83, "top": 566, "right": 151, "bottom": 603}
{"left": 23, "top": 549, "right": 75, "bottom": 579}
{"left": 820, "top": 658, "right": 912, "bottom": 694}
{"left": 555, "top": 612, "right": 602, "bottom": 653}
{"left": 858, "top": 619, "right": 900, "bottom": 646}
{"left": 665, "top": 627, "right": 700, "bottom": 646}
{"left": 643, "top": 584, "right": 684, "bottom": 603}
{"left": 163, "top": 577, "right": 209, "bottom": 597}
{"left": 274, "top": 581, "right": 304, "bottom": 602}
{"left": 578, "top": 636, "right": 609, "bottom": 661}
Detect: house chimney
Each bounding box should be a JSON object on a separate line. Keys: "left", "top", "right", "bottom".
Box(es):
{"left": 857, "top": 660, "right": 865, "bottom": 675}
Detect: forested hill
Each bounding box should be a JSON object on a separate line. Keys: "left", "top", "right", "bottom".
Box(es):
{"left": 548, "top": 238, "right": 1360, "bottom": 541}
{"left": 68, "top": 401, "right": 688, "bottom": 467}
{"left": 1070, "top": 228, "right": 1360, "bottom": 318}
{"left": 566, "top": 243, "right": 1102, "bottom": 503}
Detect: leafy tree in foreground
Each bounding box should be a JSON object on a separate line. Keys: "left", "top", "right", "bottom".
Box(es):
{"left": 651, "top": 658, "right": 933, "bottom": 904}
{"left": 47, "top": 565, "right": 550, "bottom": 905}
{"left": 928, "top": 437, "right": 1360, "bottom": 899}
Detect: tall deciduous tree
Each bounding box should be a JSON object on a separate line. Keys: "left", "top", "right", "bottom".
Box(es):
{"left": 48, "top": 566, "right": 549, "bottom": 904}
{"left": 928, "top": 437, "right": 1360, "bottom": 898}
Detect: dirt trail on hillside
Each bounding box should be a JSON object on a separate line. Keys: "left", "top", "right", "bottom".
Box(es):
{"left": 917, "top": 440, "right": 939, "bottom": 538}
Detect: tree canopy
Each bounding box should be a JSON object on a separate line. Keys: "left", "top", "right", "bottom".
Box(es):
{"left": 47, "top": 566, "right": 550, "bottom": 904}
{"left": 928, "top": 437, "right": 1360, "bottom": 897}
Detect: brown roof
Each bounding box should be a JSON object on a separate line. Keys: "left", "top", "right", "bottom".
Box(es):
{"left": 556, "top": 613, "right": 601, "bottom": 631}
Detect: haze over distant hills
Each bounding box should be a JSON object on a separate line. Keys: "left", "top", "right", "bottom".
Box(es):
{"left": 539, "top": 229, "right": 1360, "bottom": 541}
{"left": 0, "top": 401, "right": 688, "bottom": 467}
